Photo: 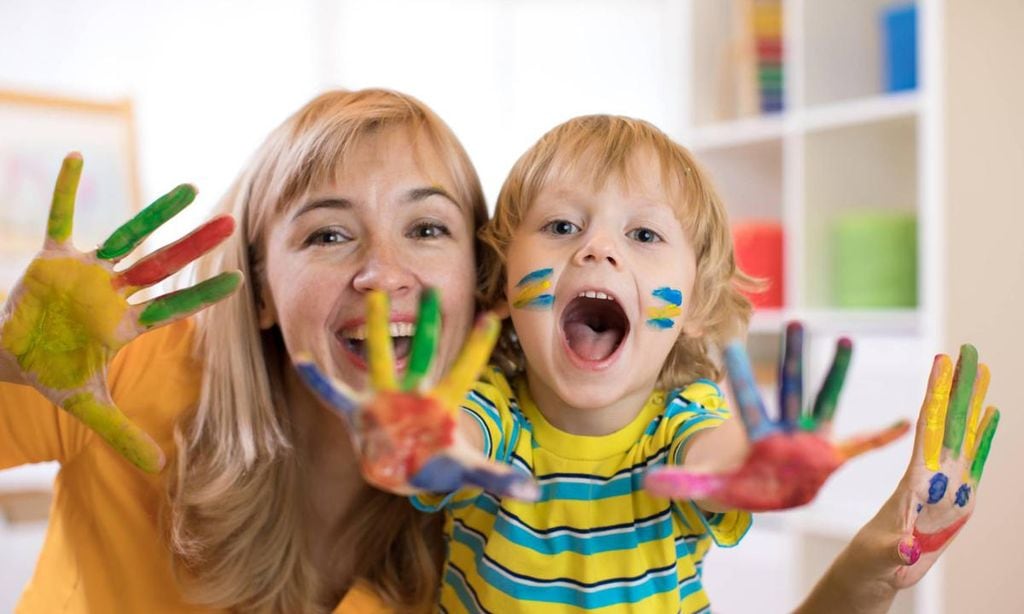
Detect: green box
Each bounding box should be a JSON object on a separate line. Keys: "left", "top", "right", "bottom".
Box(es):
{"left": 832, "top": 211, "right": 917, "bottom": 308}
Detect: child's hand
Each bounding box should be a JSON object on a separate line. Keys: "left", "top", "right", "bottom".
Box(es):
{"left": 644, "top": 322, "right": 910, "bottom": 511}
{"left": 0, "top": 153, "right": 241, "bottom": 473}
{"left": 882, "top": 344, "right": 998, "bottom": 586}
{"left": 295, "top": 289, "right": 539, "bottom": 501}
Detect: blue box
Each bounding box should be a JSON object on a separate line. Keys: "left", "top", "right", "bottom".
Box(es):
{"left": 882, "top": 3, "right": 918, "bottom": 92}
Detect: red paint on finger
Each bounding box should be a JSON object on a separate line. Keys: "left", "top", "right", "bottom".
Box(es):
{"left": 115, "top": 216, "right": 234, "bottom": 289}
{"left": 912, "top": 514, "right": 971, "bottom": 553}
{"left": 360, "top": 391, "right": 457, "bottom": 490}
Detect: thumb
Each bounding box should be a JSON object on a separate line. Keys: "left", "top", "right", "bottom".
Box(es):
{"left": 62, "top": 391, "right": 165, "bottom": 473}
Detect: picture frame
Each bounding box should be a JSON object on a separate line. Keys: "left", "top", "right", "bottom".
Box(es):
{"left": 0, "top": 90, "right": 140, "bottom": 299}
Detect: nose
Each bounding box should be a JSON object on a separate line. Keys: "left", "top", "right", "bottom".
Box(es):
{"left": 351, "top": 238, "right": 416, "bottom": 295}
{"left": 572, "top": 230, "right": 621, "bottom": 269}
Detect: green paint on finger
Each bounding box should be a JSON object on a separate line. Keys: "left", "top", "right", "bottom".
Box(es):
{"left": 97, "top": 184, "right": 197, "bottom": 260}
{"left": 812, "top": 338, "right": 852, "bottom": 423}
{"left": 402, "top": 288, "right": 441, "bottom": 391}
{"left": 944, "top": 344, "right": 978, "bottom": 457}
{"left": 47, "top": 154, "right": 83, "bottom": 242}
{"left": 970, "top": 410, "right": 999, "bottom": 484}
{"left": 63, "top": 393, "right": 164, "bottom": 473}
{"left": 138, "top": 272, "right": 241, "bottom": 327}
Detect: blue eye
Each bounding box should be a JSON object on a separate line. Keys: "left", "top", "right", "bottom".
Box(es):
{"left": 544, "top": 220, "right": 580, "bottom": 235}
{"left": 409, "top": 221, "right": 451, "bottom": 240}
{"left": 628, "top": 227, "right": 662, "bottom": 243}
{"left": 305, "top": 228, "right": 351, "bottom": 246}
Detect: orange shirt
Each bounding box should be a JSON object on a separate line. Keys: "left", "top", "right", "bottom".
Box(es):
{"left": 0, "top": 320, "right": 392, "bottom": 613}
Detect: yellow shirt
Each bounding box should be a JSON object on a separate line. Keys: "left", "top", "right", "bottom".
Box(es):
{"left": 0, "top": 320, "right": 392, "bottom": 613}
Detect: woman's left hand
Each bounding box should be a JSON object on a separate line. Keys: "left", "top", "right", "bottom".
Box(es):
{"left": 645, "top": 323, "right": 910, "bottom": 511}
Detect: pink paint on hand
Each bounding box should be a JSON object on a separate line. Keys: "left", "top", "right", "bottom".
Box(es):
{"left": 644, "top": 469, "right": 724, "bottom": 500}
{"left": 912, "top": 514, "right": 971, "bottom": 554}
{"left": 898, "top": 536, "right": 922, "bottom": 565}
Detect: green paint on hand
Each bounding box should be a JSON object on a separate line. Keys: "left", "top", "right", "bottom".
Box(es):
{"left": 970, "top": 409, "right": 999, "bottom": 484}
{"left": 1, "top": 258, "right": 128, "bottom": 390}
{"left": 944, "top": 344, "right": 978, "bottom": 457}
{"left": 63, "top": 393, "right": 164, "bottom": 473}
{"left": 138, "top": 271, "right": 241, "bottom": 327}
{"left": 812, "top": 339, "right": 852, "bottom": 423}
{"left": 97, "top": 184, "right": 197, "bottom": 260}
{"left": 47, "top": 154, "right": 83, "bottom": 242}
{"left": 402, "top": 288, "right": 441, "bottom": 392}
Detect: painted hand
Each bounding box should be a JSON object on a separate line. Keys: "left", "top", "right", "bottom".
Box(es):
{"left": 295, "top": 289, "right": 539, "bottom": 501}
{"left": 0, "top": 153, "right": 241, "bottom": 472}
{"left": 881, "top": 344, "right": 999, "bottom": 587}
{"left": 645, "top": 322, "right": 910, "bottom": 511}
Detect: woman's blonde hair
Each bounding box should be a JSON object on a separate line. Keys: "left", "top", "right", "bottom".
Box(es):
{"left": 169, "top": 89, "right": 487, "bottom": 613}
{"left": 479, "top": 114, "right": 753, "bottom": 387}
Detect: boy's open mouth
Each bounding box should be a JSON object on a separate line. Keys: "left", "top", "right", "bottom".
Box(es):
{"left": 337, "top": 322, "right": 415, "bottom": 364}
{"left": 560, "top": 291, "right": 630, "bottom": 365}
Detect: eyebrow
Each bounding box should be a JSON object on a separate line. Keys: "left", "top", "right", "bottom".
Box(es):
{"left": 291, "top": 187, "right": 462, "bottom": 222}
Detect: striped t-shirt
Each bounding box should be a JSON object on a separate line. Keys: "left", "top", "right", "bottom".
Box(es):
{"left": 412, "top": 367, "right": 752, "bottom": 613}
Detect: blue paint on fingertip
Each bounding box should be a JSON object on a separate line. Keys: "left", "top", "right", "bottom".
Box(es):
{"left": 927, "top": 473, "right": 948, "bottom": 504}
{"left": 296, "top": 362, "right": 356, "bottom": 417}
{"left": 410, "top": 456, "right": 464, "bottom": 493}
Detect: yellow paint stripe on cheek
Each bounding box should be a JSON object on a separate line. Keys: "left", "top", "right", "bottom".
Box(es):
{"left": 646, "top": 304, "right": 682, "bottom": 320}
{"left": 63, "top": 393, "right": 163, "bottom": 472}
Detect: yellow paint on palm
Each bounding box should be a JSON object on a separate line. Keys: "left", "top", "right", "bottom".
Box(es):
{"left": 923, "top": 356, "right": 953, "bottom": 471}
{"left": 432, "top": 314, "right": 500, "bottom": 410}
{"left": 63, "top": 393, "right": 164, "bottom": 473}
{"left": 963, "top": 363, "right": 990, "bottom": 463}
{"left": 367, "top": 291, "right": 397, "bottom": 391}
{"left": 1, "top": 258, "right": 127, "bottom": 390}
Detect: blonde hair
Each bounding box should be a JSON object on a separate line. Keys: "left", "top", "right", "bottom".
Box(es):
{"left": 169, "top": 89, "right": 486, "bottom": 612}
{"left": 479, "top": 114, "right": 754, "bottom": 387}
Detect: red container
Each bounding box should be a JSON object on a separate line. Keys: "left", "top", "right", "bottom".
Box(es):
{"left": 732, "top": 221, "right": 784, "bottom": 309}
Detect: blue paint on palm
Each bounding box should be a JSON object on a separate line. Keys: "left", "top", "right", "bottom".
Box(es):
{"left": 652, "top": 287, "right": 683, "bottom": 306}
{"left": 928, "top": 473, "right": 948, "bottom": 504}
{"left": 916, "top": 503, "right": 923, "bottom": 513}
{"left": 955, "top": 484, "right": 971, "bottom": 507}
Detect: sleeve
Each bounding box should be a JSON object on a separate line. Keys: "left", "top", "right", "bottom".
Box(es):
{"left": 0, "top": 381, "right": 73, "bottom": 468}
{"left": 664, "top": 379, "right": 752, "bottom": 548}
{"left": 410, "top": 366, "right": 518, "bottom": 513}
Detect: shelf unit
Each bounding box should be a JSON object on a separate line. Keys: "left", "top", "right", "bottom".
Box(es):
{"left": 680, "top": 1, "right": 943, "bottom": 613}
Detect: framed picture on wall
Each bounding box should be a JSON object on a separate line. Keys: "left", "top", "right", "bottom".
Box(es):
{"left": 0, "top": 90, "right": 140, "bottom": 300}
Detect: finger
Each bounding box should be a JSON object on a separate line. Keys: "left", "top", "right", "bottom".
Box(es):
{"left": 46, "top": 152, "right": 83, "bottom": 245}
{"left": 293, "top": 353, "right": 359, "bottom": 421}
{"left": 921, "top": 354, "right": 953, "bottom": 471}
{"left": 96, "top": 184, "right": 197, "bottom": 261}
{"left": 811, "top": 337, "right": 853, "bottom": 428}
{"left": 897, "top": 535, "right": 922, "bottom": 566}
{"left": 136, "top": 271, "right": 242, "bottom": 328}
{"left": 723, "top": 341, "right": 775, "bottom": 440}
{"left": 643, "top": 466, "right": 726, "bottom": 500}
{"left": 963, "top": 363, "right": 991, "bottom": 463}
{"left": 969, "top": 407, "right": 1000, "bottom": 485}
{"left": 411, "top": 454, "right": 540, "bottom": 501}
{"left": 62, "top": 391, "right": 165, "bottom": 473}
{"left": 432, "top": 313, "right": 500, "bottom": 409}
{"left": 943, "top": 344, "right": 978, "bottom": 459}
{"left": 366, "top": 291, "right": 397, "bottom": 392}
{"left": 778, "top": 322, "right": 804, "bottom": 429}
{"left": 115, "top": 215, "right": 235, "bottom": 292}
{"left": 836, "top": 420, "right": 911, "bottom": 461}
{"left": 402, "top": 288, "right": 441, "bottom": 392}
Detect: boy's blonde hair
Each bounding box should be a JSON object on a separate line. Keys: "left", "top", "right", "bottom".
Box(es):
{"left": 479, "top": 114, "right": 753, "bottom": 387}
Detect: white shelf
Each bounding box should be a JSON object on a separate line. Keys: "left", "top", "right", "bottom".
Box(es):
{"left": 688, "top": 114, "right": 786, "bottom": 151}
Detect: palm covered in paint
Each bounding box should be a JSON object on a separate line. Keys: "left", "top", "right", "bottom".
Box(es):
{"left": 878, "top": 345, "right": 999, "bottom": 587}
{"left": 645, "top": 323, "right": 910, "bottom": 511}
{"left": 296, "top": 289, "right": 538, "bottom": 500}
{"left": 0, "top": 153, "right": 240, "bottom": 472}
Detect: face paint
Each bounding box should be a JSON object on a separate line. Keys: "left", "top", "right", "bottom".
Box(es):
{"left": 912, "top": 514, "right": 971, "bottom": 553}
{"left": 2, "top": 258, "right": 128, "bottom": 390}
{"left": 645, "top": 286, "right": 682, "bottom": 329}
{"left": 512, "top": 268, "right": 554, "bottom": 309}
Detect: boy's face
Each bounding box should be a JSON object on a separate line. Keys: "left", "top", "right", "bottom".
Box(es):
{"left": 504, "top": 150, "right": 699, "bottom": 412}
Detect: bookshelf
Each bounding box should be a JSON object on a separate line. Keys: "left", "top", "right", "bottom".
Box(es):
{"left": 680, "top": 1, "right": 943, "bottom": 612}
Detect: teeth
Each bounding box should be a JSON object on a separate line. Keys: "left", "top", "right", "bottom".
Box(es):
{"left": 576, "top": 290, "right": 614, "bottom": 301}
{"left": 342, "top": 322, "right": 416, "bottom": 340}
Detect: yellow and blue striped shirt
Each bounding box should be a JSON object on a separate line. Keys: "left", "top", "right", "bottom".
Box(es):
{"left": 412, "top": 368, "right": 752, "bottom": 613}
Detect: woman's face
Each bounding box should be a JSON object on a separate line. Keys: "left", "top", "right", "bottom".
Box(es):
{"left": 260, "top": 126, "right": 478, "bottom": 393}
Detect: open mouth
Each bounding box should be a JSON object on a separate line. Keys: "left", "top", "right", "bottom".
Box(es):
{"left": 560, "top": 291, "right": 630, "bottom": 366}
{"left": 337, "top": 322, "right": 415, "bottom": 366}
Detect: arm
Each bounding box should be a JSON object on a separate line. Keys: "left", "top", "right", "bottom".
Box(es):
{"left": 797, "top": 345, "right": 999, "bottom": 612}
{"left": 0, "top": 153, "right": 240, "bottom": 472}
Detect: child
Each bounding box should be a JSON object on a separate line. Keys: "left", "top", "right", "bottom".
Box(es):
{"left": 298, "top": 114, "right": 905, "bottom": 612}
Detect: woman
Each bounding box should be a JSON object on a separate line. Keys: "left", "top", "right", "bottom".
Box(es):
{"left": 0, "top": 88, "right": 994, "bottom": 613}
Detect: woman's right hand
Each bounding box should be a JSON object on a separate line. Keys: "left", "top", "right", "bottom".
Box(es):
{"left": 296, "top": 289, "right": 538, "bottom": 501}
{"left": 0, "top": 152, "right": 241, "bottom": 473}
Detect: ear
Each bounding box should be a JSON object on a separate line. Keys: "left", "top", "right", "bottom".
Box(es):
{"left": 257, "top": 277, "right": 278, "bottom": 329}
{"left": 492, "top": 297, "right": 511, "bottom": 320}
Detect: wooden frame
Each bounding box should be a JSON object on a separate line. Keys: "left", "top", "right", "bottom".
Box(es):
{"left": 0, "top": 90, "right": 141, "bottom": 297}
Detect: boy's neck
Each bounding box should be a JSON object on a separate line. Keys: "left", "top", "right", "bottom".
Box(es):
{"left": 523, "top": 365, "right": 658, "bottom": 436}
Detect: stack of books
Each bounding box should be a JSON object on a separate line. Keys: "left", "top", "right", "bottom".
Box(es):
{"left": 753, "top": 0, "right": 784, "bottom": 113}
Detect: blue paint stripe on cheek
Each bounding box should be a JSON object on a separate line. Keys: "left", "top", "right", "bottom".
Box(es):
{"left": 927, "top": 473, "right": 949, "bottom": 504}
{"left": 652, "top": 287, "right": 683, "bottom": 306}
{"left": 516, "top": 268, "right": 553, "bottom": 286}
{"left": 647, "top": 318, "right": 675, "bottom": 330}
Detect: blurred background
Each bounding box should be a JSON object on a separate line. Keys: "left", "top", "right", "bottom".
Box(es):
{"left": 1, "top": 0, "right": 1021, "bottom": 612}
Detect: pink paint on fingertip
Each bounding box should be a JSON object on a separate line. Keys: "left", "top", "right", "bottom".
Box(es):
{"left": 644, "top": 471, "right": 721, "bottom": 499}
{"left": 898, "top": 536, "right": 921, "bottom": 565}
